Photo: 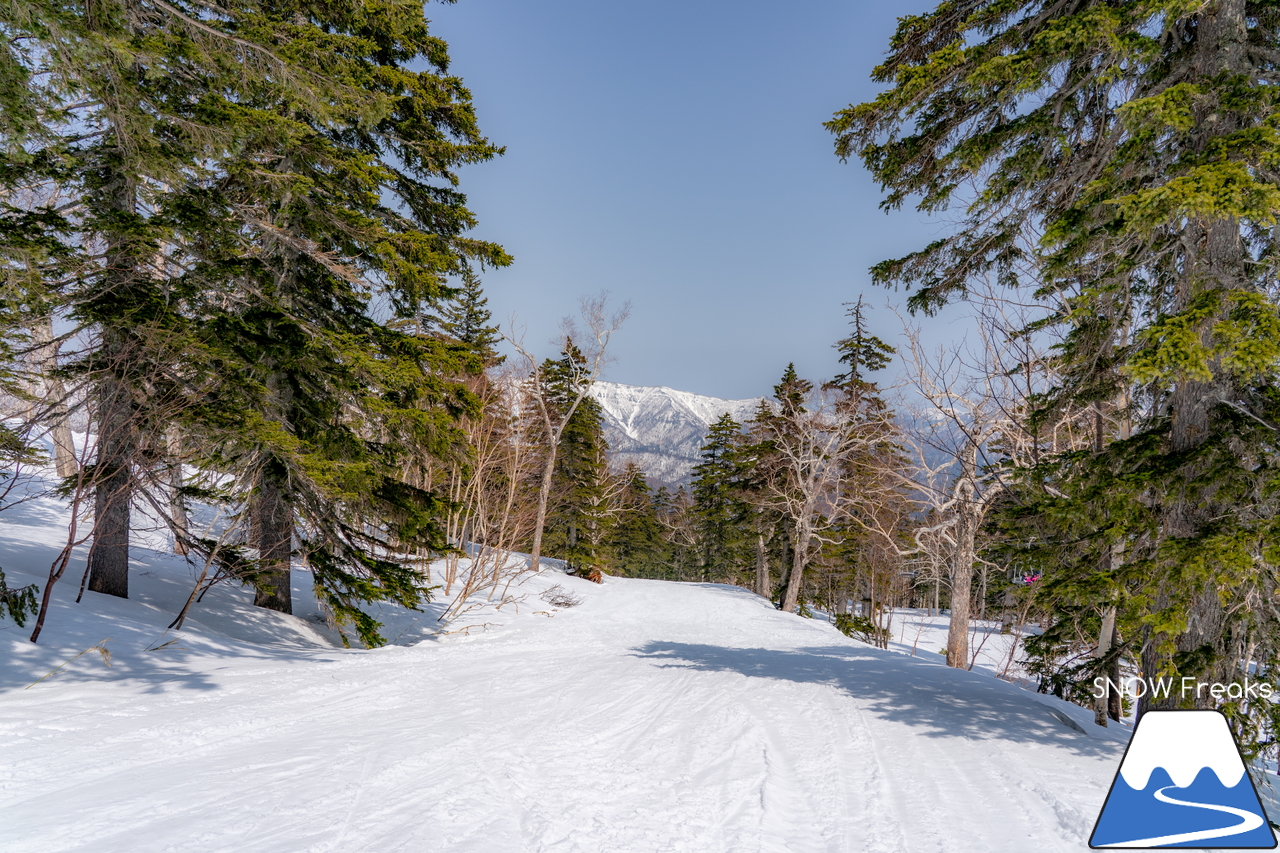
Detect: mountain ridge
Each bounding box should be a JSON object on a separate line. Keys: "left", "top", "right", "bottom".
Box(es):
{"left": 591, "top": 381, "right": 762, "bottom": 486}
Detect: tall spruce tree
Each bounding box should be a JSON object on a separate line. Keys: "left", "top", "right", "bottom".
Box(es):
{"left": 772, "top": 364, "right": 812, "bottom": 418}
{"left": 174, "top": 0, "right": 508, "bottom": 636}
{"left": 831, "top": 0, "right": 1280, "bottom": 721}
{"left": 828, "top": 300, "right": 912, "bottom": 648}
{"left": 740, "top": 398, "right": 787, "bottom": 599}
{"left": 3, "top": 1, "right": 507, "bottom": 643}
{"left": 607, "top": 462, "right": 667, "bottom": 578}
{"left": 831, "top": 298, "right": 895, "bottom": 400}
{"left": 540, "top": 344, "right": 609, "bottom": 572}
{"left": 690, "top": 414, "right": 749, "bottom": 583}
{"left": 2, "top": 0, "right": 344, "bottom": 600}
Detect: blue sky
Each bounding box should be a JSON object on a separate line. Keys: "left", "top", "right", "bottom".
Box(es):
{"left": 431, "top": 0, "right": 953, "bottom": 400}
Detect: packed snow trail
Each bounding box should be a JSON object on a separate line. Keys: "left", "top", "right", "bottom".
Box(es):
{"left": 3, "top": 563, "right": 1132, "bottom": 853}
{"left": 0, "top": 471, "right": 1144, "bottom": 853}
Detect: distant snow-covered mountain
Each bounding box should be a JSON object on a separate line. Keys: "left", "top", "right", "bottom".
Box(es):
{"left": 591, "top": 381, "right": 762, "bottom": 487}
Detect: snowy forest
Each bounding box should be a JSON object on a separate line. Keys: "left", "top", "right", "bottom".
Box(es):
{"left": 6, "top": 0, "right": 1280, "bottom": 850}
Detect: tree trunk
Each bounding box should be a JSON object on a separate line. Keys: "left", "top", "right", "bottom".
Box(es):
{"left": 1137, "top": 0, "right": 1247, "bottom": 715}
{"left": 945, "top": 519, "right": 975, "bottom": 668}
{"left": 781, "top": 527, "right": 809, "bottom": 613}
{"left": 529, "top": 443, "right": 556, "bottom": 572}
{"left": 776, "top": 532, "right": 791, "bottom": 599}
{"left": 754, "top": 533, "right": 769, "bottom": 597}
{"left": 945, "top": 451, "right": 979, "bottom": 669}
{"left": 167, "top": 426, "right": 189, "bottom": 555}
{"left": 252, "top": 465, "right": 292, "bottom": 613}
{"left": 999, "top": 588, "right": 1016, "bottom": 634}
{"left": 1093, "top": 605, "right": 1117, "bottom": 727}
{"left": 86, "top": 163, "right": 142, "bottom": 600}
{"left": 252, "top": 367, "right": 293, "bottom": 614}
{"left": 87, "top": 329, "right": 133, "bottom": 600}
{"left": 30, "top": 317, "right": 77, "bottom": 478}
{"left": 1108, "top": 624, "right": 1123, "bottom": 722}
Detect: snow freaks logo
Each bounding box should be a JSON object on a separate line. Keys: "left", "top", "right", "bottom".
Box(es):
{"left": 1089, "top": 710, "right": 1277, "bottom": 849}
{"left": 1092, "top": 677, "right": 1275, "bottom": 702}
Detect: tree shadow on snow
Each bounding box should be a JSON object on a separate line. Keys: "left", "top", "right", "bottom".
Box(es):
{"left": 630, "top": 640, "right": 1122, "bottom": 758}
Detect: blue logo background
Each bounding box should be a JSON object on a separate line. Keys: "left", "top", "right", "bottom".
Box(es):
{"left": 1090, "top": 710, "right": 1277, "bottom": 849}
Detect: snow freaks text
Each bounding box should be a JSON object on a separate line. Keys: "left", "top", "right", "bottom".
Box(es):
{"left": 1091, "top": 677, "right": 1275, "bottom": 701}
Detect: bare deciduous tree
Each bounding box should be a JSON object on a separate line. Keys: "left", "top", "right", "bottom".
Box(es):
{"left": 895, "top": 287, "right": 1091, "bottom": 669}
{"left": 506, "top": 293, "right": 628, "bottom": 573}
{"left": 759, "top": 388, "right": 902, "bottom": 615}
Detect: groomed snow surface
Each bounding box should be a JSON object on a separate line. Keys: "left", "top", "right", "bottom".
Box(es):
{"left": 1, "top": 470, "right": 1273, "bottom": 852}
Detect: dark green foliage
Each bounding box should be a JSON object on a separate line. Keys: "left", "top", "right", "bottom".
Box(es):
{"left": 771, "top": 364, "right": 812, "bottom": 418}
{"left": 168, "top": 0, "right": 506, "bottom": 642}
{"left": 420, "top": 269, "right": 504, "bottom": 365}
{"left": 690, "top": 414, "right": 750, "bottom": 583}
{"left": 834, "top": 0, "right": 1280, "bottom": 731}
{"left": 834, "top": 612, "right": 890, "bottom": 646}
{"left": 831, "top": 297, "right": 895, "bottom": 396}
{"left": 607, "top": 463, "right": 668, "bottom": 577}
{"left": 1, "top": 0, "right": 507, "bottom": 642}
{"left": 0, "top": 427, "right": 41, "bottom": 469}
{"left": 540, "top": 344, "right": 609, "bottom": 572}
{"left": 0, "top": 568, "right": 37, "bottom": 627}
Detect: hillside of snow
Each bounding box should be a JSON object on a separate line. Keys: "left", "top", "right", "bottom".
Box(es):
{"left": 592, "top": 381, "right": 761, "bottom": 485}
{"left": 4, "top": 467, "right": 1278, "bottom": 851}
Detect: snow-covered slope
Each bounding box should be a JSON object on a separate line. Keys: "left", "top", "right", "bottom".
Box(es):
{"left": 0, "top": 470, "right": 1199, "bottom": 852}
{"left": 591, "top": 381, "right": 761, "bottom": 485}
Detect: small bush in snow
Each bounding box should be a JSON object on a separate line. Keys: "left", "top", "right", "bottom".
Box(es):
{"left": 540, "top": 585, "right": 583, "bottom": 608}
{"left": 834, "top": 612, "right": 888, "bottom": 645}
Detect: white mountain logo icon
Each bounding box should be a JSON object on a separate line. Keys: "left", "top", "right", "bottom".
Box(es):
{"left": 1091, "top": 710, "right": 1277, "bottom": 848}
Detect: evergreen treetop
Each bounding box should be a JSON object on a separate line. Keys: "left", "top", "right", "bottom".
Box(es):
{"left": 420, "top": 269, "right": 505, "bottom": 364}
{"left": 831, "top": 297, "right": 895, "bottom": 399}
{"left": 539, "top": 342, "right": 609, "bottom": 572}
{"left": 772, "top": 364, "right": 812, "bottom": 417}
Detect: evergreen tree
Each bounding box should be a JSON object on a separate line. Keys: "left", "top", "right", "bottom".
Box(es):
{"left": 740, "top": 399, "right": 787, "bottom": 600}
{"left": 540, "top": 344, "right": 609, "bottom": 572}
{"left": 514, "top": 297, "right": 628, "bottom": 574}
{"left": 690, "top": 414, "right": 749, "bottom": 583}
{"left": 2, "top": 1, "right": 507, "bottom": 644}
{"left": 175, "top": 0, "right": 508, "bottom": 636}
{"left": 607, "top": 462, "right": 667, "bottom": 577}
{"left": 4, "top": 0, "right": 289, "bottom": 599}
{"left": 830, "top": 297, "right": 895, "bottom": 399}
{"left": 772, "top": 363, "right": 812, "bottom": 418}
{"left": 831, "top": 0, "right": 1280, "bottom": 720}
{"left": 420, "top": 269, "right": 504, "bottom": 364}
{"left": 827, "top": 299, "right": 911, "bottom": 639}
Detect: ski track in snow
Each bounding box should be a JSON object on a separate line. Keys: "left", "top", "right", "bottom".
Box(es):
{"left": 3, "top": 577, "right": 1132, "bottom": 852}
{"left": 0, "top": 473, "right": 1182, "bottom": 852}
